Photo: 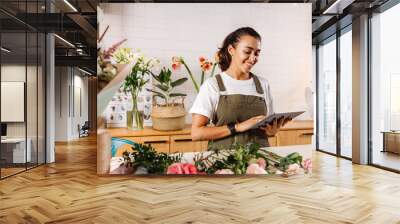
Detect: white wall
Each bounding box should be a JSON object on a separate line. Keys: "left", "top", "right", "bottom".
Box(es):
{"left": 54, "top": 67, "right": 89, "bottom": 141}
{"left": 1, "top": 64, "right": 46, "bottom": 163}
{"left": 1, "top": 65, "right": 32, "bottom": 137}
{"left": 100, "top": 3, "right": 313, "bottom": 122}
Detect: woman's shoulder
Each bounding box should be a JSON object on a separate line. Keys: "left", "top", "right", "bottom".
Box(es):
{"left": 252, "top": 73, "right": 270, "bottom": 87}
{"left": 200, "top": 75, "right": 220, "bottom": 92}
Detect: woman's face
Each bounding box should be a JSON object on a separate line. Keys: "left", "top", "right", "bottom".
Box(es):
{"left": 228, "top": 35, "right": 261, "bottom": 74}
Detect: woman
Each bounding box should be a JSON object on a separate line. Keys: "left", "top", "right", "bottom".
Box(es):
{"left": 189, "top": 27, "right": 289, "bottom": 148}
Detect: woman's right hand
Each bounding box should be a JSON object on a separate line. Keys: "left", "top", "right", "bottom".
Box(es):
{"left": 236, "top": 115, "right": 266, "bottom": 133}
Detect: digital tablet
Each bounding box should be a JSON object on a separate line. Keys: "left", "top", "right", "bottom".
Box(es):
{"left": 250, "top": 111, "right": 305, "bottom": 129}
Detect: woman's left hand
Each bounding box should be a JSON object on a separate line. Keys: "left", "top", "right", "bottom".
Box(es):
{"left": 260, "top": 117, "right": 291, "bottom": 137}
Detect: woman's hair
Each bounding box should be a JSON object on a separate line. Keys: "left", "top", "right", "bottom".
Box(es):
{"left": 217, "top": 27, "right": 261, "bottom": 71}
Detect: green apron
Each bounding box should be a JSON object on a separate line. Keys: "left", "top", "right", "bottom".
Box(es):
{"left": 209, "top": 73, "right": 269, "bottom": 149}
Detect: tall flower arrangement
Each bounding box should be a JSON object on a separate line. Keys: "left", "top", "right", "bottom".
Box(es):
{"left": 171, "top": 54, "right": 219, "bottom": 93}
{"left": 122, "top": 55, "right": 159, "bottom": 130}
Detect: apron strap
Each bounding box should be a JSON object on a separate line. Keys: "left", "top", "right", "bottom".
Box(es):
{"left": 215, "top": 74, "right": 226, "bottom": 92}
{"left": 251, "top": 73, "right": 264, "bottom": 94}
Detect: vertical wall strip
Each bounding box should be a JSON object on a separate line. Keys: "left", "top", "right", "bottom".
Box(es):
{"left": 367, "top": 11, "right": 373, "bottom": 165}
{"left": 60, "top": 66, "right": 62, "bottom": 117}
{"left": 73, "top": 68, "right": 75, "bottom": 118}
{"left": 69, "top": 68, "right": 71, "bottom": 118}
{"left": 316, "top": 45, "right": 320, "bottom": 150}
{"left": 336, "top": 28, "right": 341, "bottom": 157}
{"left": 36, "top": 0, "right": 39, "bottom": 167}
{"left": 25, "top": 0, "right": 28, "bottom": 171}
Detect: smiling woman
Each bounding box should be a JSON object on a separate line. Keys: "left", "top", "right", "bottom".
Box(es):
{"left": 98, "top": 3, "right": 313, "bottom": 176}
{"left": 190, "top": 27, "right": 291, "bottom": 149}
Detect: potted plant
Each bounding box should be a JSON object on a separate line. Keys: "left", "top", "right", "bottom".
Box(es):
{"left": 123, "top": 55, "right": 158, "bottom": 130}
{"left": 148, "top": 67, "right": 188, "bottom": 131}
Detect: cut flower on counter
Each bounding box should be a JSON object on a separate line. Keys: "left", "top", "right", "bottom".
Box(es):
{"left": 120, "top": 142, "right": 312, "bottom": 176}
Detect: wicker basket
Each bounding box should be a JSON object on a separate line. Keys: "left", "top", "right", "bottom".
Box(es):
{"left": 151, "top": 103, "right": 186, "bottom": 131}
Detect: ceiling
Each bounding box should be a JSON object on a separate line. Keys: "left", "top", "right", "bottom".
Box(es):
{"left": 0, "top": 0, "right": 393, "bottom": 73}
{"left": 0, "top": 0, "right": 97, "bottom": 73}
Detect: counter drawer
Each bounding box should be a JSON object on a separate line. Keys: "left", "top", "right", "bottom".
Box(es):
{"left": 170, "top": 135, "right": 207, "bottom": 153}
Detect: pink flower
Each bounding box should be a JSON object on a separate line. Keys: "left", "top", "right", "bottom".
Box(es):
{"left": 302, "top": 159, "right": 312, "bottom": 174}
{"left": 183, "top": 163, "right": 198, "bottom": 174}
{"left": 256, "top": 158, "right": 266, "bottom": 170}
{"left": 286, "top": 163, "right": 300, "bottom": 175}
{"left": 246, "top": 164, "right": 267, "bottom": 174}
{"left": 171, "top": 56, "right": 182, "bottom": 70}
{"left": 167, "top": 163, "right": 197, "bottom": 174}
{"left": 109, "top": 157, "right": 134, "bottom": 174}
{"left": 167, "top": 163, "right": 183, "bottom": 174}
{"left": 172, "top": 62, "right": 181, "bottom": 70}
{"left": 215, "top": 169, "right": 234, "bottom": 174}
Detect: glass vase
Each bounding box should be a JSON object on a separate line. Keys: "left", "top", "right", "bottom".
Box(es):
{"left": 127, "top": 95, "right": 144, "bottom": 130}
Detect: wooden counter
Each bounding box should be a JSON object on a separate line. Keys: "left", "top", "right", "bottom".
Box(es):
{"left": 106, "top": 120, "right": 314, "bottom": 137}
{"left": 98, "top": 120, "right": 314, "bottom": 174}
{"left": 105, "top": 120, "right": 314, "bottom": 152}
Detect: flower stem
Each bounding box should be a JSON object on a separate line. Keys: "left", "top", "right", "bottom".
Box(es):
{"left": 210, "top": 63, "right": 217, "bottom": 77}
{"left": 131, "top": 91, "right": 143, "bottom": 129}
{"left": 182, "top": 61, "right": 200, "bottom": 92}
{"left": 201, "top": 71, "right": 205, "bottom": 86}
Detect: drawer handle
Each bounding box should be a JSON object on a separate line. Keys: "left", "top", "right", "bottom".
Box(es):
{"left": 174, "top": 139, "right": 192, "bottom": 142}
{"left": 143, "top": 140, "right": 168, "bottom": 144}
{"left": 301, "top": 133, "right": 314, "bottom": 136}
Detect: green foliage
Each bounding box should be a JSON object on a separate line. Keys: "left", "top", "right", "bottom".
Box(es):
{"left": 277, "top": 152, "right": 303, "bottom": 171}
{"left": 113, "top": 47, "right": 134, "bottom": 64}
{"left": 194, "top": 142, "right": 304, "bottom": 175}
{"left": 123, "top": 57, "right": 154, "bottom": 99}
{"left": 148, "top": 67, "right": 188, "bottom": 106}
{"left": 195, "top": 143, "right": 260, "bottom": 174}
{"left": 122, "top": 143, "right": 182, "bottom": 174}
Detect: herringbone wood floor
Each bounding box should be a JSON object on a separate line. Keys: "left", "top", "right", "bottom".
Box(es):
{"left": 1, "top": 136, "right": 400, "bottom": 224}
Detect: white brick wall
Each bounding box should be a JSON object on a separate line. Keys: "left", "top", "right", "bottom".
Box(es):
{"left": 99, "top": 3, "right": 313, "bottom": 123}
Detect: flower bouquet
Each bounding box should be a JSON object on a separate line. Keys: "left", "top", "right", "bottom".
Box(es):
{"left": 97, "top": 25, "right": 127, "bottom": 91}
{"left": 193, "top": 143, "right": 312, "bottom": 176}
{"left": 123, "top": 55, "right": 159, "bottom": 130}
{"left": 120, "top": 142, "right": 312, "bottom": 176}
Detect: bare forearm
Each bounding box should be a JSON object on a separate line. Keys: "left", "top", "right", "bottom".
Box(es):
{"left": 191, "top": 125, "right": 231, "bottom": 141}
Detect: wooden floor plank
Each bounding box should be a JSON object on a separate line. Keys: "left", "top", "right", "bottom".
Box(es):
{"left": 0, "top": 135, "right": 400, "bottom": 223}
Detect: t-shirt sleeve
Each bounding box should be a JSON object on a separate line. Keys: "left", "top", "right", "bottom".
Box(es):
{"left": 189, "top": 80, "right": 218, "bottom": 119}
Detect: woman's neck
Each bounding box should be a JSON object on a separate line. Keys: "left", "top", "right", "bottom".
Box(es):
{"left": 224, "top": 67, "right": 250, "bottom": 80}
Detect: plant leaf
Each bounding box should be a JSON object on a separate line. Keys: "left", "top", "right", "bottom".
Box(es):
{"left": 170, "top": 93, "right": 187, "bottom": 97}
{"left": 155, "top": 84, "right": 169, "bottom": 92}
{"left": 146, "top": 89, "right": 166, "bottom": 99}
{"left": 171, "top": 78, "right": 188, "bottom": 87}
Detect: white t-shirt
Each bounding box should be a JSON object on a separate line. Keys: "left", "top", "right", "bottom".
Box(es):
{"left": 189, "top": 72, "right": 274, "bottom": 122}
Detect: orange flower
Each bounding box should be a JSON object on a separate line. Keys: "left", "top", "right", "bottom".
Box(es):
{"left": 199, "top": 56, "right": 206, "bottom": 64}
{"left": 201, "top": 61, "right": 213, "bottom": 72}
